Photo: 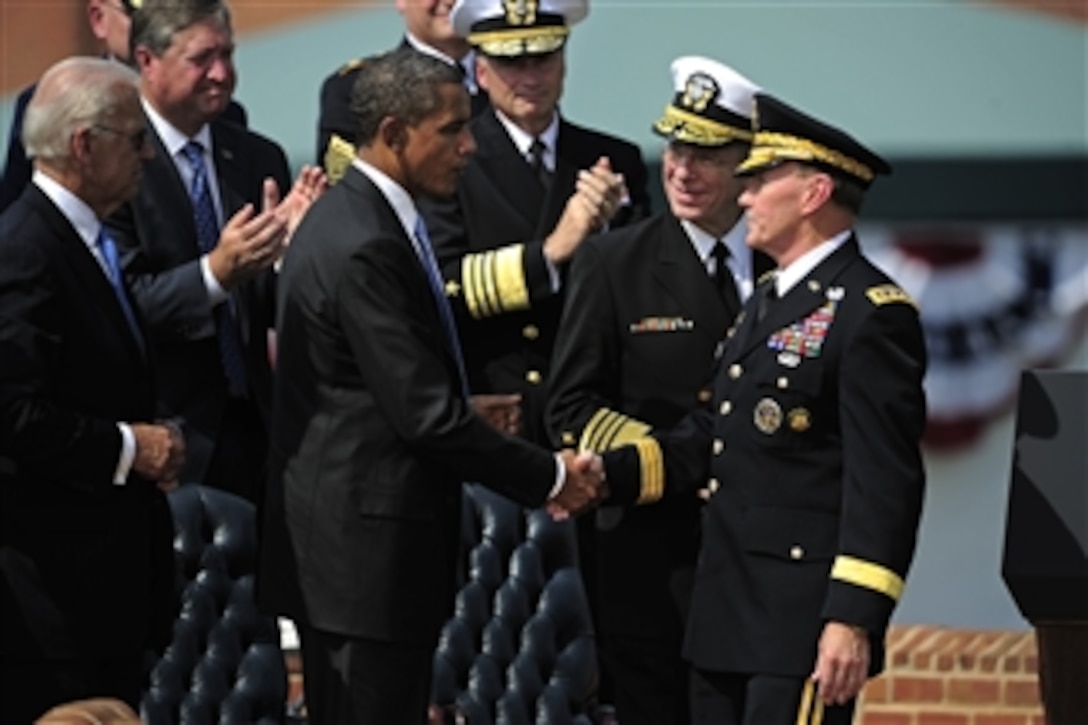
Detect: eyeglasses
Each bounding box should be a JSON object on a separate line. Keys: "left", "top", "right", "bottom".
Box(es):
{"left": 93, "top": 124, "right": 149, "bottom": 152}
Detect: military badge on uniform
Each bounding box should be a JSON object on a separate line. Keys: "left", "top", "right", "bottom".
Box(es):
{"left": 629, "top": 317, "right": 694, "bottom": 334}
{"left": 777, "top": 351, "right": 801, "bottom": 368}
{"left": 754, "top": 397, "right": 782, "bottom": 434}
{"left": 788, "top": 407, "right": 812, "bottom": 432}
{"left": 768, "top": 297, "right": 840, "bottom": 360}
{"left": 503, "top": 0, "right": 538, "bottom": 26}
{"left": 680, "top": 72, "right": 720, "bottom": 113}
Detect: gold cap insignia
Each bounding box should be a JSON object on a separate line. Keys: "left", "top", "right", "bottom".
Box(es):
{"left": 754, "top": 397, "right": 782, "bottom": 434}
{"left": 504, "top": 0, "right": 538, "bottom": 26}
{"left": 788, "top": 407, "right": 812, "bottom": 433}
{"left": 680, "top": 72, "right": 719, "bottom": 113}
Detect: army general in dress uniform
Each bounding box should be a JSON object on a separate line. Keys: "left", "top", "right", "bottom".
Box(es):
{"left": 547, "top": 56, "right": 770, "bottom": 724}
{"left": 597, "top": 93, "right": 928, "bottom": 725}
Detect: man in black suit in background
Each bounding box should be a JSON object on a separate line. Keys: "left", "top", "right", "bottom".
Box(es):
{"left": 547, "top": 56, "right": 769, "bottom": 725}
{"left": 317, "top": 0, "right": 488, "bottom": 182}
{"left": 1, "top": 0, "right": 247, "bottom": 215}
{"left": 424, "top": 0, "right": 650, "bottom": 448}
{"left": 258, "top": 49, "right": 604, "bottom": 725}
{"left": 0, "top": 57, "right": 185, "bottom": 723}
{"left": 109, "top": 0, "right": 323, "bottom": 501}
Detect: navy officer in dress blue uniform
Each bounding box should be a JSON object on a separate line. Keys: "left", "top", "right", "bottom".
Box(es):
{"left": 422, "top": 0, "right": 650, "bottom": 448}
{"left": 547, "top": 56, "right": 769, "bottom": 725}
{"left": 590, "top": 93, "right": 928, "bottom": 725}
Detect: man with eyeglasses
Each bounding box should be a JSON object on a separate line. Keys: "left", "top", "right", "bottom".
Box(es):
{"left": 0, "top": 56, "right": 185, "bottom": 724}
{"left": 547, "top": 56, "right": 773, "bottom": 725}
{"left": 106, "top": 0, "right": 324, "bottom": 503}
{"left": 0, "top": 0, "right": 247, "bottom": 214}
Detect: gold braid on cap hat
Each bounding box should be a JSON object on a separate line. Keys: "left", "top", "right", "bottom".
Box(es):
{"left": 740, "top": 131, "right": 874, "bottom": 183}
{"left": 655, "top": 105, "right": 754, "bottom": 147}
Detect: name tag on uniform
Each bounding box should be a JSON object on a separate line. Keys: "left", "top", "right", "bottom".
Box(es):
{"left": 629, "top": 317, "right": 695, "bottom": 334}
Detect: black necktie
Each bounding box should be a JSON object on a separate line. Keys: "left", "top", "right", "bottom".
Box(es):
{"left": 528, "top": 138, "right": 551, "bottom": 192}
{"left": 757, "top": 278, "right": 778, "bottom": 323}
{"left": 711, "top": 242, "right": 742, "bottom": 312}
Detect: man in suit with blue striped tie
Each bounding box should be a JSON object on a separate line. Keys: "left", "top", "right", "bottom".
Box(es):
{"left": 107, "top": 0, "right": 324, "bottom": 502}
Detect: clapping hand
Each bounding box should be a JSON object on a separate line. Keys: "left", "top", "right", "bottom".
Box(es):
{"left": 547, "top": 449, "right": 608, "bottom": 521}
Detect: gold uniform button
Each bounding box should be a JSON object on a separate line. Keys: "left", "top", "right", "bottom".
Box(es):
{"left": 789, "top": 545, "right": 804, "bottom": 560}
{"left": 522, "top": 324, "right": 540, "bottom": 340}
{"left": 707, "top": 478, "right": 720, "bottom": 493}
{"left": 719, "top": 400, "right": 732, "bottom": 415}
{"left": 712, "top": 439, "right": 724, "bottom": 455}
{"left": 697, "top": 388, "right": 712, "bottom": 403}
{"left": 728, "top": 364, "right": 742, "bottom": 379}
{"left": 777, "top": 376, "right": 789, "bottom": 389}
{"left": 526, "top": 370, "right": 542, "bottom": 384}
{"left": 808, "top": 279, "right": 821, "bottom": 292}
{"left": 561, "top": 431, "right": 575, "bottom": 446}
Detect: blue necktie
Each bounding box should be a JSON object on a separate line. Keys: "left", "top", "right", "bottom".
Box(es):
{"left": 412, "top": 216, "right": 470, "bottom": 398}
{"left": 95, "top": 228, "right": 144, "bottom": 353}
{"left": 182, "top": 140, "right": 249, "bottom": 398}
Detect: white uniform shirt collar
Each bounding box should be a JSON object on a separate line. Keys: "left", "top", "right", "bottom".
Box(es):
{"left": 775, "top": 229, "right": 851, "bottom": 296}
{"left": 32, "top": 170, "right": 108, "bottom": 274}
{"left": 680, "top": 216, "right": 755, "bottom": 302}
{"left": 494, "top": 110, "right": 559, "bottom": 172}
{"left": 351, "top": 158, "right": 420, "bottom": 241}
{"left": 405, "top": 33, "right": 478, "bottom": 94}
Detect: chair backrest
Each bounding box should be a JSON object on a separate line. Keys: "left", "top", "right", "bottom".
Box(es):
{"left": 431, "top": 484, "right": 597, "bottom": 724}
{"left": 142, "top": 485, "right": 286, "bottom": 725}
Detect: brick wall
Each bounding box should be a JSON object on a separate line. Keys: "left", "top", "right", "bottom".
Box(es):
{"left": 858, "top": 625, "right": 1044, "bottom": 725}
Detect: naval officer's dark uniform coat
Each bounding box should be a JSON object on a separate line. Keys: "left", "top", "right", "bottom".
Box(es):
{"left": 548, "top": 211, "right": 763, "bottom": 722}
{"left": 603, "top": 236, "right": 927, "bottom": 681}
{"left": 421, "top": 107, "right": 650, "bottom": 443}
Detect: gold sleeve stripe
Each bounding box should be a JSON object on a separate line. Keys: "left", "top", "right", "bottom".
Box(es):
{"left": 461, "top": 244, "right": 529, "bottom": 319}
{"left": 634, "top": 437, "right": 664, "bottom": 505}
{"left": 462, "top": 252, "right": 484, "bottom": 318}
{"left": 579, "top": 408, "right": 652, "bottom": 453}
{"left": 831, "top": 555, "right": 904, "bottom": 601}
{"left": 493, "top": 244, "right": 529, "bottom": 312}
{"left": 481, "top": 250, "right": 501, "bottom": 315}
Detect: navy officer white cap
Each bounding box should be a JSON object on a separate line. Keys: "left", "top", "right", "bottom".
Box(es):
{"left": 653, "top": 55, "right": 761, "bottom": 147}
{"left": 451, "top": 0, "right": 589, "bottom": 57}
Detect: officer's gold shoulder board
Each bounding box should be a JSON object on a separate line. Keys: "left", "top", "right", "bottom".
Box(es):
{"left": 323, "top": 134, "right": 355, "bottom": 186}
{"left": 866, "top": 284, "right": 917, "bottom": 310}
{"left": 337, "top": 58, "right": 366, "bottom": 76}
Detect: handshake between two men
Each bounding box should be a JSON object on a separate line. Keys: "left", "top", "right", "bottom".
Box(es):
{"left": 550, "top": 449, "right": 608, "bottom": 522}
{"left": 470, "top": 394, "right": 607, "bottom": 521}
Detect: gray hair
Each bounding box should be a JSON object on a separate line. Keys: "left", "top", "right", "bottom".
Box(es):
{"left": 130, "top": 0, "right": 232, "bottom": 57}
{"left": 349, "top": 48, "right": 464, "bottom": 145}
{"left": 22, "top": 57, "right": 140, "bottom": 162}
